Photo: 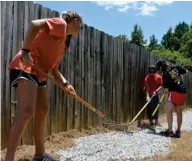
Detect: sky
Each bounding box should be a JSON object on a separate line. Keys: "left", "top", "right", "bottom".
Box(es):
{"left": 35, "top": 1, "right": 192, "bottom": 44}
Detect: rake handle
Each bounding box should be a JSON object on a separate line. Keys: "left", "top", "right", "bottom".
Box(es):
{"left": 152, "top": 93, "right": 165, "bottom": 116}
{"left": 35, "top": 65, "right": 106, "bottom": 120}
{"left": 129, "top": 86, "right": 162, "bottom": 125}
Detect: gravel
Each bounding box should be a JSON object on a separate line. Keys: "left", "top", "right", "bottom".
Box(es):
{"left": 58, "top": 111, "right": 192, "bottom": 161}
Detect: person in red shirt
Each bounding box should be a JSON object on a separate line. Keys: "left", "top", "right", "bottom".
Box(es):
{"left": 5, "top": 11, "right": 83, "bottom": 161}
{"left": 144, "top": 65, "right": 162, "bottom": 126}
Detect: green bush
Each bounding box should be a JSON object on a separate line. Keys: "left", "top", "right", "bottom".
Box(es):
{"left": 151, "top": 48, "right": 192, "bottom": 71}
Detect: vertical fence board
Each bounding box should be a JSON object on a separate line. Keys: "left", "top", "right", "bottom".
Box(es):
{"left": 87, "top": 27, "right": 93, "bottom": 127}
{"left": 74, "top": 33, "right": 81, "bottom": 130}
{"left": 80, "top": 27, "right": 85, "bottom": 129}
{"left": 1, "top": 1, "right": 13, "bottom": 148}
{"left": 83, "top": 25, "right": 89, "bottom": 128}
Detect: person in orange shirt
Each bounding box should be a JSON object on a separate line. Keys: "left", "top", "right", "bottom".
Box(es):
{"left": 5, "top": 11, "right": 83, "bottom": 161}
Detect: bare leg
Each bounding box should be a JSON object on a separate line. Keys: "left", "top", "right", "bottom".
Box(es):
{"left": 5, "top": 80, "right": 37, "bottom": 161}
{"left": 33, "top": 87, "right": 49, "bottom": 157}
{"left": 175, "top": 106, "right": 182, "bottom": 131}
{"left": 167, "top": 101, "right": 175, "bottom": 132}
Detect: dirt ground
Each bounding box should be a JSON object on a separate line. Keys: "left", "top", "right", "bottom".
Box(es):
{"left": 1, "top": 109, "right": 192, "bottom": 161}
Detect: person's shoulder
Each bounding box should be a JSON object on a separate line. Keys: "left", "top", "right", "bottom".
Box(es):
{"left": 155, "top": 73, "right": 162, "bottom": 78}
{"left": 145, "top": 74, "right": 150, "bottom": 79}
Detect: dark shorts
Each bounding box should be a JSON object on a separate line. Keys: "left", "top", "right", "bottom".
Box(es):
{"left": 147, "top": 95, "right": 159, "bottom": 120}
{"left": 10, "top": 69, "right": 47, "bottom": 88}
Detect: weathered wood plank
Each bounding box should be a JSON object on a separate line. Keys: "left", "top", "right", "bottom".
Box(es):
{"left": 87, "top": 26, "right": 93, "bottom": 127}
{"left": 74, "top": 32, "right": 81, "bottom": 130}
{"left": 83, "top": 25, "right": 89, "bottom": 129}
{"left": 117, "top": 39, "right": 123, "bottom": 123}
{"left": 100, "top": 31, "right": 106, "bottom": 124}
{"left": 103, "top": 33, "right": 108, "bottom": 118}
{"left": 95, "top": 29, "right": 102, "bottom": 126}
{"left": 80, "top": 26, "right": 85, "bottom": 130}
{"left": 1, "top": 1, "right": 13, "bottom": 148}
{"left": 92, "top": 28, "right": 97, "bottom": 127}
{"left": 1, "top": 1, "right": 7, "bottom": 149}
{"left": 108, "top": 35, "right": 113, "bottom": 120}
{"left": 112, "top": 37, "right": 117, "bottom": 122}
{"left": 122, "top": 41, "right": 128, "bottom": 122}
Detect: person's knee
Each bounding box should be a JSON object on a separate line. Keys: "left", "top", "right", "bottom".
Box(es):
{"left": 175, "top": 107, "right": 182, "bottom": 114}
{"left": 20, "top": 104, "right": 35, "bottom": 121}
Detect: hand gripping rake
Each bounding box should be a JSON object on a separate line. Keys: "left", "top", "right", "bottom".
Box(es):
{"left": 35, "top": 65, "right": 130, "bottom": 131}
{"left": 127, "top": 86, "right": 162, "bottom": 127}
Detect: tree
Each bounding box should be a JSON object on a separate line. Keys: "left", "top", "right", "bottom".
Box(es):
{"left": 161, "top": 27, "right": 174, "bottom": 50}
{"left": 173, "top": 22, "right": 189, "bottom": 50}
{"left": 148, "top": 34, "right": 158, "bottom": 51}
{"left": 179, "top": 29, "right": 192, "bottom": 57}
{"left": 130, "top": 24, "right": 145, "bottom": 46}
{"left": 116, "top": 34, "right": 129, "bottom": 41}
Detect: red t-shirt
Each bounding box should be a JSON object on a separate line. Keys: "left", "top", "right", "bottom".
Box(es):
{"left": 8, "top": 17, "right": 67, "bottom": 82}
{"left": 144, "top": 73, "right": 162, "bottom": 96}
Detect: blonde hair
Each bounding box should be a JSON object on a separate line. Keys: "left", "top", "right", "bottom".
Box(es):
{"left": 62, "top": 11, "right": 82, "bottom": 24}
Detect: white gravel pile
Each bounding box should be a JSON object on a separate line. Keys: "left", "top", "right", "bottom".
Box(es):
{"left": 58, "top": 111, "right": 192, "bottom": 161}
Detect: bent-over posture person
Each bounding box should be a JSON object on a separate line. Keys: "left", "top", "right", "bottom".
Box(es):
{"left": 144, "top": 65, "right": 162, "bottom": 126}
{"left": 5, "top": 11, "right": 83, "bottom": 161}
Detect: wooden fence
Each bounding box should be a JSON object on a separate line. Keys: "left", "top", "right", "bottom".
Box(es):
{"left": 1, "top": 1, "right": 192, "bottom": 149}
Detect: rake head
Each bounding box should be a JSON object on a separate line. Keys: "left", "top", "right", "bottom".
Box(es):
{"left": 102, "top": 121, "right": 131, "bottom": 132}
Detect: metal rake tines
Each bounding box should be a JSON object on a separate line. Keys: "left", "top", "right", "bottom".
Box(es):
{"left": 102, "top": 121, "right": 130, "bottom": 131}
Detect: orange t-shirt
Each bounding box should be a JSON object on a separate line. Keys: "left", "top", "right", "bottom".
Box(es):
{"left": 8, "top": 17, "right": 67, "bottom": 82}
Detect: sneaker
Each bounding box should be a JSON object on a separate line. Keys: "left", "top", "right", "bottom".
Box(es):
{"left": 32, "top": 154, "right": 59, "bottom": 161}
{"left": 174, "top": 130, "right": 181, "bottom": 138}
{"left": 160, "top": 129, "right": 175, "bottom": 137}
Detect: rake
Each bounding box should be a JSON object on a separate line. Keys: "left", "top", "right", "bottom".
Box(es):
{"left": 152, "top": 93, "right": 165, "bottom": 117}
{"left": 126, "top": 86, "right": 162, "bottom": 127}
{"left": 34, "top": 65, "right": 163, "bottom": 132}
{"left": 34, "top": 65, "right": 131, "bottom": 131}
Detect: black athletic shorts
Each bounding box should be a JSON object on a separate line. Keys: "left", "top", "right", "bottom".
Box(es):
{"left": 10, "top": 69, "right": 47, "bottom": 88}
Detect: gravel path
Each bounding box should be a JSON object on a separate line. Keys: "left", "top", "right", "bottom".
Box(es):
{"left": 58, "top": 111, "right": 192, "bottom": 161}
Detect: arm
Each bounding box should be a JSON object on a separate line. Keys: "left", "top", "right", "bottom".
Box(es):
{"left": 162, "top": 73, "right": 169, "bottom": 100}
{"left": 51, "top": 68, "right": 69, "bottom": 86}
{"left": 22, "top": 19, "right": 49, "bottom": 50}
{"left": 51, "top": 66, "right": 76, "bottom": 95}
{"left": 21, "top": 19, "right": 49, "bottom": 65}
{"left": 144, "top": 76, "right": 151, "bottom": 102}
{"left": 145, "top": 84, "right": 152, "bottom": 102}
{"left": 145, "top": 85, "right": 150, "bottom": 97}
